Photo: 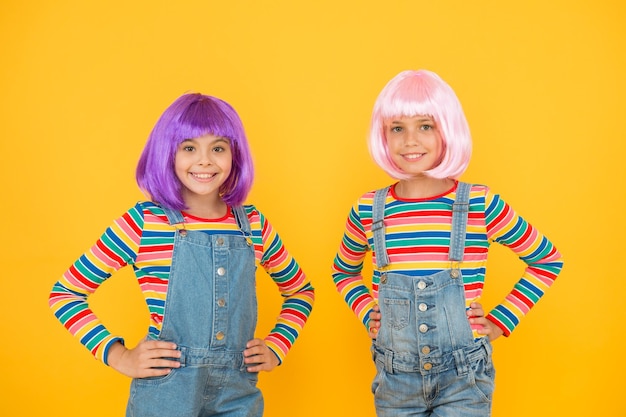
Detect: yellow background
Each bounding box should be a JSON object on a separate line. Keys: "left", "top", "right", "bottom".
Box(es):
{"left": 1, "top": 1, "right": 624, "bottom": 415}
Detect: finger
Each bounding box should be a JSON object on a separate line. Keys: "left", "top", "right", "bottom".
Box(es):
{"left": 246, "top": 352, "right": 278, "bottom": 372}
{"left": 244, "top": 345, "right": 267, "bottom": 358}
{"left": 139, "top": 349, "right": 181, "bottom": 364}
{"left": 469, "top": 316, "right": 490, "bottom": 331}
{"left": 246, "top": 338, "right": 264, "bottom": 348}
{"left": 138, "top": 367, "right": 174, "bottom": 378}
{"left": 246, "top": 362, "right": 268, "bottom": 373}
{"left": 151, "top": 358, "right": 182, "bottom": 369}
{"left": 244, "top": 353, "right": 265, "bottom": 365}
{"left": 467, "top": 304, "right": 485, "bottom": 318}
{"left": 143, "top": 340, "right": 178, "bottom": 350}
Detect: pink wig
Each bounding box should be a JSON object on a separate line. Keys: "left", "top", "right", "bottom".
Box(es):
{"left": 368, "top": 70, "right": 472, "bottom": 180}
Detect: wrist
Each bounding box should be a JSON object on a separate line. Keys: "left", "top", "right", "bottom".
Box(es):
{"left": 106, "top": 341, "right": 127, "bottom": 368}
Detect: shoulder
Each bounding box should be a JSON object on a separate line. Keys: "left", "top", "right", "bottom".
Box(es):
{"left": 241, "top": 203, "right": 262, "bottom": 220}
{"left": 239, "top": 204, "right": 267, "bottom": 230}
{"left": 459, "top": 182, "right": 493, "bottom": 201}
{"left": 355, "top": 186, "right": 389, "bottom": 206}
{"left": 126, "top": 201, "right": 171, "bottom": 226}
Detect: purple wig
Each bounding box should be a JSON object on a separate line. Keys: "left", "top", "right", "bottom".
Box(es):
{"left": 369, "top": 70, "right": 472, "bottom": 180}
{"left": 136, "top": 93, "right": 254, "bottom": 209}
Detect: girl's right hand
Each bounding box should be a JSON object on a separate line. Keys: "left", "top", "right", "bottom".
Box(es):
{"left": 107, "top": 340, "right": 181, "bottom": 378}
{"left": 368, "top": 305, "right": 381, "bottom": 339}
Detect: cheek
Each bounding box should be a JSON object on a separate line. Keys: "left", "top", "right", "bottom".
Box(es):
{"left": 173, "top": 155, "right": 188, "bottom": 179}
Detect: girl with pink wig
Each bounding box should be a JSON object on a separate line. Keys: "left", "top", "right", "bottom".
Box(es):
{"left": 332, "top": 70, "right": 562, "bottom": 416}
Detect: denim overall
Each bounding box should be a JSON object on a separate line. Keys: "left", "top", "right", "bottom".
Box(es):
{"left": 126, "top": 206, "right": 263, "bottom": 417}
{"left": 371, "top": 183, "right": 495, "bottom": 417}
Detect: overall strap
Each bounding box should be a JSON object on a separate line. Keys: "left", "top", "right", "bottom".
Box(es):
{"left": 449, "top": 182, "right": 471, "bottom": 262}
{"left": 232, "top": 205, "right": 252, "bottom": 238}
{"left": 161, "top": 207, "right": 185, "bottom": 226}
{"left": 372, "top": 186, "right": 391, "bottom": 270}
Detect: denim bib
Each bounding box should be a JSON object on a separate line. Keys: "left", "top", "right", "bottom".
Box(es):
{"left": 370, "top": 183, "right": 495, "bottom": 416}
{"left": 126, "top": 206, "right": 264, "bottom": 417}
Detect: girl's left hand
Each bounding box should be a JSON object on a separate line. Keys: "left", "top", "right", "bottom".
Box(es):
{"left": 467, "top": 301, "right": 504, "bottom": 341}
{"left": 243, "top": 338, "right": 279, "bottom": 372}
{"left": 368, "top": 305, "right": 381, "bottom": 339}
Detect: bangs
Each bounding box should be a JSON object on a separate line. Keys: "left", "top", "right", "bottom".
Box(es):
{"left": 379, "top": 82, "right": 439, "bottom": 121}
{"left": 174, "top": 98, "right": 241, "bottom": 142}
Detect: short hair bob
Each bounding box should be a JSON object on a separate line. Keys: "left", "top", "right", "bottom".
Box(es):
{"left": 136, "top": 93, "right": 254, "bottom": 209}
{"left": 368, "top": 70, "right": 472, "bottom": 180}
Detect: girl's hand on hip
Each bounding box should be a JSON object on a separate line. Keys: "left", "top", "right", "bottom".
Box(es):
{"left": 368, "top": 305, "right": 381, "bottom": 339}
{"left": 467, "top": 301, "right": 505, "bottom": 341}
{"left": 244, "top": 338, "right": 279, "bottom": 372}
{"left": 476, "top": 319, "right": 505, "bottom": 341}
{"left": 107, "top": 340, "right": 181, "bottom": 378}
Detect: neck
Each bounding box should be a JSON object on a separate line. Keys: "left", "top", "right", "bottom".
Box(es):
{"left": 395, "top": 176, "right": 454, "bottom": 199}
{"left": 183, "top": 193, "right": 228, "bottom": 219}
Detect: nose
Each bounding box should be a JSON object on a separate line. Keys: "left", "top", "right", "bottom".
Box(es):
{"left": 405, "top": 128, "right": 420, "bottom": 145}
{"left": 197, "top": 151, "right": 213, "bottom": 166}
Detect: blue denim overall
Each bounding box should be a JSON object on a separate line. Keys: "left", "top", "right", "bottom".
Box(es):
{"left": 371, "top": 182, "right": 495, "bottom": 417}
{"left": 126, "top": 206, "right": 263, "bottom": 417}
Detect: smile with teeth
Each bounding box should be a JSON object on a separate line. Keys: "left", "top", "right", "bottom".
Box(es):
{"left": 191, "top": 172, "right": 216, "bottom": 180}
{"left": 403, "top": 153, "right": 425, "bottom": 160}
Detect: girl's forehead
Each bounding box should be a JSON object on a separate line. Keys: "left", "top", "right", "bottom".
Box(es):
{"left": 384, "top": 114, "right": 435, "bottom": 123}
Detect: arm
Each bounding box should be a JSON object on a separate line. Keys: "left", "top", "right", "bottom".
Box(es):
{"left": 331, "top": 202, "right": 378, "bottom": 332}
{"left": 245, "top": 208, "right": 315, "bottom": 371}
{"left": 48, "top": 204, "right": 144, "bottom": 364}
{"left": 483, "top": 190, "right": 564, "bottom": 336}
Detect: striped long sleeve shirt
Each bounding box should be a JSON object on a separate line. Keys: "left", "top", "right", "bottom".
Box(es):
{"left": 49, "top": 201, "right": 314, "bottom": 365}
{"left": 331, "top": 182, "right": 563, "bottom": 337}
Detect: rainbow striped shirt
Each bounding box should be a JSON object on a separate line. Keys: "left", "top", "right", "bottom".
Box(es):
{"left": 331, "top": 183, "right": 563, "bottom": 337}
{"left": 49, "top": 201, "right": 314, "bottom": 365}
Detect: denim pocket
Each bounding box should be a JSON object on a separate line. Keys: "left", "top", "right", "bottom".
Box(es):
{"left": 468, "top": 356, "right": 495, "bottom": 402}
{"left": 383, "top": 298, "right": 410, "bottom": 330}
{"left": 133, "top": 366, "right": 179, "bottom": 386}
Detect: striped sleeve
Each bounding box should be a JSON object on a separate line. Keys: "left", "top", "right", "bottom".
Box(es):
{"left": 48, "top": 203, "right": 144, "bottom": 364}
{"left": 250, "top": 207, "right": 315, "bottom": 364}
{"left": 483, "top": 189, "right": 564, "bottom": 336}
{"left": 331, "top": 198, "right": 378, "bottom": 330}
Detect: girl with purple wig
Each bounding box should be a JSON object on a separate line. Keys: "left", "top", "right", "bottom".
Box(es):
{"left": 50, "top": 93, "right": 315, "bottom": 417}
{"left": 332, "top": 70, "right": 563, "bottom": 416}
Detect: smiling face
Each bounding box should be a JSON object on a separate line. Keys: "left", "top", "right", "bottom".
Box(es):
{"left": 385, "top": 115, "right": 444, "bottom": 177}
{"left": 174, "top": 134, "right": 232, "bottom": 209}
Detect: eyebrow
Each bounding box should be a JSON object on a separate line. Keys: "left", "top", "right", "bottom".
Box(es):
{"left": 389, "top": 117, "right": 434, "bottom": 124}
{"left": 180, "top": 137, "right": 230, "bottom": 144}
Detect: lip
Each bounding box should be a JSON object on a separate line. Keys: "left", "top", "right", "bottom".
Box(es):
{"left": 402, "top": 153, "right": 425, "bottom": 161}
{"left": 190, "top": 172, "right": 217, "bottom": 181}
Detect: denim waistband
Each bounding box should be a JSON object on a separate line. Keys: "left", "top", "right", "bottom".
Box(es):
{"left": 373, "top": 337, "right": 492, "bottom": 376}
{"left": 176, "top": 346, "right": 246, "bottom": 370}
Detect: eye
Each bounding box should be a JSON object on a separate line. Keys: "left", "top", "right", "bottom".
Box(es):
{"left": 420, "top": 124, "right": 434, "bottom": 131}
{"left": 213, "top": 146, "right": 224, "bottom": 152}
{"left": 390, "top": 126, "right": 403, "bottom": 133}
{"left": 182, "top": 145, "right": 195, "bottom": 152}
